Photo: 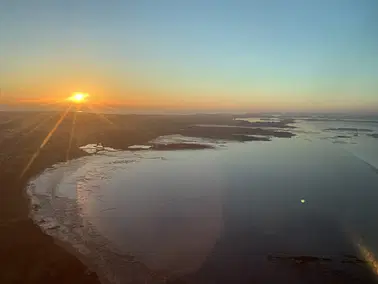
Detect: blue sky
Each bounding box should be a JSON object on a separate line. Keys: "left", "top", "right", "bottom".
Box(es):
{"left": 1, "top": 0, "right": 377, "bottom": 112}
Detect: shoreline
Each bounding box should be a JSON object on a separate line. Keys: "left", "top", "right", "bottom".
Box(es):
{"left": 25, "top": 134, "right": 229, "bottom": 283}
{"left": 0, "top": 112, "right": 294, "bottom": 283}
{"left": 27, "top": 153, "right": 181, "bottom": 284}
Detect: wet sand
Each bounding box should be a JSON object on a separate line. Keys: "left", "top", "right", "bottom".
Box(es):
{"left": 0, "top": 111, "right": 294, "bottom": 284}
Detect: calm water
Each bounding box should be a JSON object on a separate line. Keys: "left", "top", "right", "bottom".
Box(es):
{"left": 28, "top": 119, "right": 378, "bottom": 283}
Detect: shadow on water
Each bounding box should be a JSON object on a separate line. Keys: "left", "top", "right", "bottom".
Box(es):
{"left": 170, "top": 192, "right": 377, "bottom": 284}
{"left": 27, "top": 133, "right": 378, "bottom": 284}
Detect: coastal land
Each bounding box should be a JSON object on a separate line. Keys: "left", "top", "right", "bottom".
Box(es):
{"left": 0, "top": 111, "right": 294, "bottom": 284}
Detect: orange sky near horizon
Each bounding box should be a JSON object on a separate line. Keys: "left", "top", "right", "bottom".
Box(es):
{"left": 1, "top": 56, "right": 376, "bottom": 113}
{"left": 6, "top": 92, "right": 373, "bottom": 113}
{"left": 1, "top": 1, "right": 378, "bottom": 114}
{"left": 1, "top": 63, "right": 376, "bottom": 113}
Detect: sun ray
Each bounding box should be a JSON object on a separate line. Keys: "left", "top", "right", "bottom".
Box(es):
{"left": 23, "top": 113, "right": 56, "bottom": 137}
{"left": 16, "top": 98, "right": 71, "bottom": 109}
{"left": 66, "top": 111, "right": 77, "bottom": 161}
{"left": 21, "top": 105, "right": 72, "bottom": 177}
{"left": 87, "top": 104, "right": 116, "bottom": 127}
{"left": 0, "top": 113, "right": 55, "bottom": 165}
{"left": 12, "top": 112, "right": 46, "bottom": 135}
{"left": 88, "top": 100, "right": 117, "bottom": 111}
{"left": 3, "top": 113, "right": 57, "bottom": 157}
{"left": 40, "top": 107, "right": 71, "bottom": 149}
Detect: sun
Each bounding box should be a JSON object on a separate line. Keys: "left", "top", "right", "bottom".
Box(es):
{"left": 68, "top": 92, "right": 89, "bottom": 103}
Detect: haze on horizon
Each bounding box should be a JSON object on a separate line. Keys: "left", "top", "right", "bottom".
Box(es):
{"left": 1, "top": 0, "right": 377, "bottom": 113}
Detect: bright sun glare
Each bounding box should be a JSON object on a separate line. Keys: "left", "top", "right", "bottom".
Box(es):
{"left": 68, "top": 92, "right": 89, "bottom": 103}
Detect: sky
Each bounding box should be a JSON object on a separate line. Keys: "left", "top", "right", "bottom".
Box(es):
{"left": 1, "top": 0, "right": 378, "bottom": 113}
